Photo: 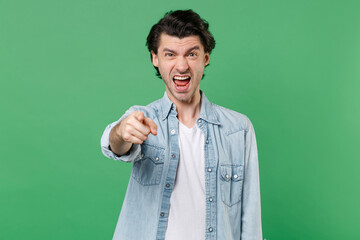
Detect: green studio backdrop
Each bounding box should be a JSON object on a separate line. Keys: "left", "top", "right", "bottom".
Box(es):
{"left": 1, "top": 0, "right": 360, "bottom": 239}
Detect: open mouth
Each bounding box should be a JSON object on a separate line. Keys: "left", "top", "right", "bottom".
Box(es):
{"left": 173, "top": 75, "right": 191, "bottom": 91}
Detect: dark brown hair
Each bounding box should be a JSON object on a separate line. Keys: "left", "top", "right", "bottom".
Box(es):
{"left": 146, "top": 10, "right": 216, "bottom": 78}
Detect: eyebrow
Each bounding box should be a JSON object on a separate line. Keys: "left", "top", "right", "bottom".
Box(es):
{"left": 162, "top": 46, "right": 200, "bottom": 54}
{"left": 186, "top": 46, "right": 200, "bottom": 54}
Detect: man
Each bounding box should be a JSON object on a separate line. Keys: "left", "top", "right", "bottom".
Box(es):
{"left": 101, "top": 9, "right": 262, "bottom": 240}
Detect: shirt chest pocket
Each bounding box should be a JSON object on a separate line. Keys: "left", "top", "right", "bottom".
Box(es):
{"left": 220, "top": 164, "right": 244, "bottom": 207}
{"left": 132, "top": 144, "right": 165, "bottom": 186}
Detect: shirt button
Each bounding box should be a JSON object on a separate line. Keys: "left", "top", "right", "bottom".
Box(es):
{"left": 160, "top": 212, "right": 165, "bottom": 217}
{"left": 172, "top": 154, "right": 176, "bottom": 159}
{"left": 141, "top": 153, "right": 144, "bottom": 158}
{"left": 233, "top": 174, "right": 238, "bottom": 179}
{"left": 205, "top": 140, "right": 209, "bottom": 144}
{"left": 208, "top": 227, "right": 213, "bottom": 232}
{"left": 208, "top": 168, "right": 212, "bottom": 172}
{"left": 155, "top": 157, "right": 159, "bottom": 161}
{"left": 170, "top": 129, "right": 176, "bottom": 134}
{"left": 198, "top": 119, "right": 202, "bottom": 123}
{"left": 225, "top": 174, "right": 229, "bottom": 179}
{"left": 166, "top": 183, "right": 171, "bottom": 188}
{"left": 209, "top": 197, "right": 213, "bottom": 202}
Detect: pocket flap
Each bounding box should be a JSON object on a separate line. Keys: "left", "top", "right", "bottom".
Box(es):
{"left": 220, "top": 165, "right": 232, "bottom": 182}
{"left": 231, "top": 166, "right": 243, "bottom": 182}
{"left": 140, "top": 144, "right": 164, "bottom": 164}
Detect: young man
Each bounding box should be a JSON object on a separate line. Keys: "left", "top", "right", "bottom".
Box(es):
{"left": 101, "top": 10, "right": 262, "bottom": 240}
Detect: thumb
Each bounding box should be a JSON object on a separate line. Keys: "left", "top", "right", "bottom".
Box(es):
{"left": 144, "top": 117, "right": 158, "bottom": 135}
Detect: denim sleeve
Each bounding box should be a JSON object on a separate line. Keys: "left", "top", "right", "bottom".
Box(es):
{"left": 100, "top": 107, "right": 141, "bottom": 163}
{"left": 241, "top": 121, "right": 263, "bottom": 240}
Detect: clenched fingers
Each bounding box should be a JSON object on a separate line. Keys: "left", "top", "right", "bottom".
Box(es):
{"left": 121, "top": 125, "right": 148, "bottom": 143}
{"left": 119, "top": 111, "right": 158, "bottom": 145}
{"left": 127, "top": 115, "right": 151, "bottom": 136}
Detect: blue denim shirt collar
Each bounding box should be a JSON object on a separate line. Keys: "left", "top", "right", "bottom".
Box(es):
{"left": 160, "top": 91, "right": 221, "bottom": 125}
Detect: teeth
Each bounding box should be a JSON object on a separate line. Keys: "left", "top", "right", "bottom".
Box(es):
{"left": 173, "top": 76, "right": 190, "bottom": 80}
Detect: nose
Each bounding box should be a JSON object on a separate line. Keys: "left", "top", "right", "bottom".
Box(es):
{"left": 175, "top": 57, "right": 189, "bottom": 73}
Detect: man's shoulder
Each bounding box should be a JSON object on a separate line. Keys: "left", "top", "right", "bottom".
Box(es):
{"left": 211, "top": 103, "right": 253, "bottom": 134}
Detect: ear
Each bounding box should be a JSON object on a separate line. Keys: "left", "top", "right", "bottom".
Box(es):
{"left": 151, "top": 50, "right": 159, "bottom": 67}
{"left": 204, "top": 52, "right": 210, "bottom": 66}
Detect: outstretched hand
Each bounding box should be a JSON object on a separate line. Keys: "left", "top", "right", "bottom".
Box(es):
{"left": 109, "top": 111, "right": 158, "bottom": 156}
{"left": 119, "top": 111, "right": 158, "bottom": 145}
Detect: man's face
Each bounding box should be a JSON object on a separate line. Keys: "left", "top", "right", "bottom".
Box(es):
{"left": 151, "top": 34, "right": 209, "bottom": 105}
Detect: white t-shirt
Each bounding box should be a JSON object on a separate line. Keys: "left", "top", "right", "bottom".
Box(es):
{"left": 165, "top": 121, "right": 205, "bottom": 240}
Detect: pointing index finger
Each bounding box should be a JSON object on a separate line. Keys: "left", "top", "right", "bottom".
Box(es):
{"left": 143, "top": 117, "right": 158, "bottom": 135}
{"left": 135, "top": 111, "right": 145, "bottom": 122}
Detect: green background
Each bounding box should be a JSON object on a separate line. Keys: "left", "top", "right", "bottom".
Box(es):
{"left": 1, "top": 0, "right": 359, "bottom": 239}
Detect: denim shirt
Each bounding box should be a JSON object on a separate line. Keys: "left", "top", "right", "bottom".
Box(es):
{"left": 101, "top": 91, "right": 262, "bottom": 240}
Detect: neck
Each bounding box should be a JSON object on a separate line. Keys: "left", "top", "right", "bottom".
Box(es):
{"left": 168, "top": 90, "right": 202, "bottom": 128}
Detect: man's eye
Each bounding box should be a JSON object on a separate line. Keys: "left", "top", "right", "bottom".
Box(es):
{"left": 189, "top": 53, "right": 197, "bottom": 57}
{"left": 165, "top": 53, "right": 174, "bottom": 57}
